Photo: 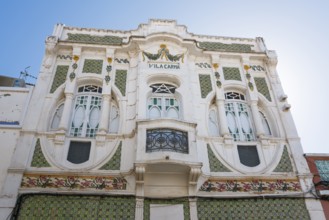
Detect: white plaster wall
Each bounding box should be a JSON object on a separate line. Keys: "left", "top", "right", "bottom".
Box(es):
{"left": 0, "top": 87, "right": 32, "bottom": 124}
{"left": 0, "top": 130, "right": 19, "bottom": 190}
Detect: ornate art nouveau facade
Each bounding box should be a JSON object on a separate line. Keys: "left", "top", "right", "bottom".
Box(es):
{"left": 0, "top": 19, "right": 325, "bottom": 219}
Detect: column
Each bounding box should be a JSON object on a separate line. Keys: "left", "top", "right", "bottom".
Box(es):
{"left": 250, "top": 100, "right": 265, "bottom": 137}
{"left": 189, "top": 198, "right": 198, "bottom": 220}
{"left": 98, "top": 48, "right": 114, "bottom": 134}
{"left": 58, "top": 93, "right": 74, "bottom": 131}
{"left": 212, "top": 55, "right": 230, "bottom": 138}
{"left": 57, "top": 47, "right": 81, "bottom": 132}
{"left": 98, "top": 94, "right": 111, "bottom": 133}
{"left": 135, "top": 198, "right": 144, "bottom": 220}
{"left": 216, "top": 98, "right": 230, "bottom": 137}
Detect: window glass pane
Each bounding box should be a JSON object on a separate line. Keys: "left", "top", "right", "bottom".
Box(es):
{"left": 148, "top": 84, "right": 180, "bottom": 120}
{"left": 260, "top": 112, "right": 271, "bottom": 136}
{"left": 238, "top": 145, "right": 260, "bottom": 167}
{"left": 109, "top": 105, "right": 120, "bottom": 133}
{"left": 149, "top": 107, "right": 161, "bottom": 119}
{"left": 315, "top": 160, "right": 329, "bottom": 181}
{"left": 225, "top": 96, "right": 254, "bottom": 141}
{"left": 73, "top": 106, "right": 85, "bottom": 128}
{"left": 86, "top": 96, "right": 102, "bottom": 137}
{"left": 50, "top": 104, "right": 64, "bottom": 129}
{"left": 67, "top": 141, "right": 91, "bottom": 164}
{"left": 167, "top": 108, "right": 179, "bottom": 119}
{"left": 209, "top": 109, "right": 219, "bottom": 136}
{"left": 70, "top": 89, "right": 102, "bottom": 137}
{"left": 225, "top": 104, "right": 240, "bottom": 141}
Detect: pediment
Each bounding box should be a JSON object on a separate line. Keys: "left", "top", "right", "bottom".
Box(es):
{"left": 133, "top": 19, "right": 192, "bottom": 39}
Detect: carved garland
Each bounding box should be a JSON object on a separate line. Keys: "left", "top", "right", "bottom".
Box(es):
{"left": 142, "top": 44, "right": 184, "bottom": 63}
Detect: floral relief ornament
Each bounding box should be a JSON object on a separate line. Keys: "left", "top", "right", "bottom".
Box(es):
{"left": 105, "top": 57, "right": 112, "bottom": 84}
{"left": 21, "top": 174, "right": 127, "bottom": 191}
{"left": 200, "top": 179, "right": 301, "bottom": 193}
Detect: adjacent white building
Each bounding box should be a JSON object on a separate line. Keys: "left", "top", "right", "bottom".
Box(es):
{"left": 0, "top": 19, "right": 325, "bottom": 219}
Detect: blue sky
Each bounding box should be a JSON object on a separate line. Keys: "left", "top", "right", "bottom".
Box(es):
{"left": 1, "top": 1, "right": 329, "bottom": 153}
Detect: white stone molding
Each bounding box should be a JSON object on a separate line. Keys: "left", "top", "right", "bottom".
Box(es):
{"left": 189, "top": 198, "right": 198, "bottom": 220}
{"left": 98, "top": 94, "right": 111, "bottom": 133}
{"left": 250, "top": 100, "right": 265, "bottom": 137}
{"left": 57, "top": 93, "right": 73, "bottom": 132}
{"left": 135, "top": 198, "right": 144, "bottom": 220}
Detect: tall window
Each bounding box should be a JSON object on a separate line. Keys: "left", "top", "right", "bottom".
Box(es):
{"left": 70, "top": 85, "right": 102, "bottom": 138}
{"left": 109, "top": 104, "right": 120, "bottom": 133}
{"left": 208, "top": 107, "right": 219, "bottom": 136}
{"left": 260, "top": 111, "right": 271, "bottom": 136}
{"left": 148, "top": 84, "right": 180, "bottom": 119}
{"left": 50, "top": 103, "right": 64, "bottom": 130}
{"left": 225, "top": 92, "right": 255, "bottom": 141}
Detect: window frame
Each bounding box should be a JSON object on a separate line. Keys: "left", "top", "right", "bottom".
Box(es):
{"left": 50, "top": 102, "right": 64, "bottom": 130}
{"left": 69, "top": 85, "right": 103, "bottom": 138}
{"left": 147, "top": 83, "right": 180, "bottom": 120}
{"left": 225, "top": 92, "right": 255, "bottom": 142}
{"left": 208, "top": 105, "right": 220, "bottom": 136}
{"left": 259, "top": 111, "right": 272, "bottom": 136}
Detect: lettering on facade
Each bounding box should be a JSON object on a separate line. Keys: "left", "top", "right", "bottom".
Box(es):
{"left": 148, "top": 63, "right": 180, "bottom": 69}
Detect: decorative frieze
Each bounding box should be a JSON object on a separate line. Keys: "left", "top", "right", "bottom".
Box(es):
{"left": 195, "top": 63, "right": 211, "bottom": 68}
{"left": 250, "top": 65, "right": 265, "bottom": 71}
{"left": 199, "top": 178, "right": 301, "bottom": 193}
{"left": 21, "top": 173, "right": 127, "bottom": 191}
{"left": 115, "top": 58, "right": 129, "bottom": 64}
{"left": 57, "top": 55, "right": 72, "bottom": 60}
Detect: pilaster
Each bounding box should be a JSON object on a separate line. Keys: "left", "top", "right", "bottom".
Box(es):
{"left": 135, "top": 198, "right": 144, "bottom": 220}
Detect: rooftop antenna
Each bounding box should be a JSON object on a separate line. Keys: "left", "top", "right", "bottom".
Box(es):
{"left": 19, "top": 66, "right": 37, "bottom": 81}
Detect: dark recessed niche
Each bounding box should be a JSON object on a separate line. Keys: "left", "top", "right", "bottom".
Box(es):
{"left": 67, "top": 141, "right": 91, "bottom": 164}
{"left": 237, "top": 145, "right": 260, "bottom": 167}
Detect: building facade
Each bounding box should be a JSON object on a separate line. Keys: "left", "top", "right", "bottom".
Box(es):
{"left": 0, "top": 19, "right": 326, "bottom": 219}
{"left": 305, "top": 154, "right": 329, "bottom": 219}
